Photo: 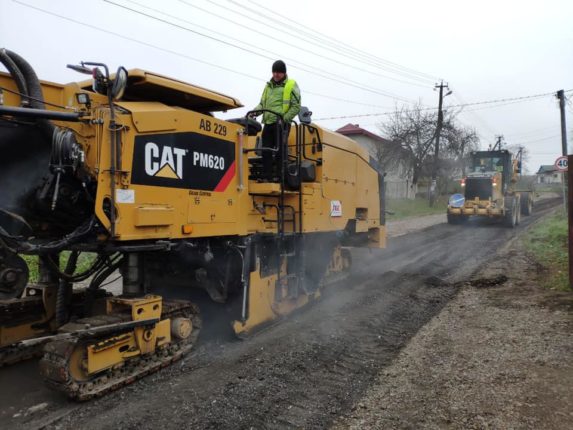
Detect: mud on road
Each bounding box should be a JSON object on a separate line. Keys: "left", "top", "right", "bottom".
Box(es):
{"left": 2, "top": 198, "right": 567, "bottom": 430}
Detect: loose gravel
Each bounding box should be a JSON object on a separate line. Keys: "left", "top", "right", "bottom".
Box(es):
{"left": 335, "top": 231, "right": 573, "bottom": 429}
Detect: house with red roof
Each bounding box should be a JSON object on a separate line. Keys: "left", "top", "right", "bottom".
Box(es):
{"left": 336, "top": 124, "right": 415, "bottom": 199}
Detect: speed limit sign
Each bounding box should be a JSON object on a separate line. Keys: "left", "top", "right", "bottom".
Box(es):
{"left": 555, "top": 155, "right": 568, "bottom": 171}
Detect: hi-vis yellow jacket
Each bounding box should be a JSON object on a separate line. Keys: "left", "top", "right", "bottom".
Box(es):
{"left": 254, "top": 76, "right": 301, "bottom": 125}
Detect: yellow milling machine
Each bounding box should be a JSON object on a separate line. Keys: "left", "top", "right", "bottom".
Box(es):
{"left": 0, "top": 50, "right": 386, "bottom": 400}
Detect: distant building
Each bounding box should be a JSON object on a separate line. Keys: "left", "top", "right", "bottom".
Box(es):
{"left": 336, "top": 124, "right": 414, "bottom": 199}
{"left": 536, "top": 165, "right": 562, "bottom": 184}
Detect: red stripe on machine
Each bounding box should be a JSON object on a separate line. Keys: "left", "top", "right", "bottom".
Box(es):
{"left": 214, "top": 160, "right": 236, "bottom": 192}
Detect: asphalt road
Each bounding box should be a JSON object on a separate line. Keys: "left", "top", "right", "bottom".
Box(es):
{"left": 0, "top": 198, "right": 560, "bottom": 430}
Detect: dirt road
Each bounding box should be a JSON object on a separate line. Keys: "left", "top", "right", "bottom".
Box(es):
{"left": 1, "top": 198, "right": 567, "bottom": 430}
{"left": 335, "top": 242, "right": 573, "bottom": 430}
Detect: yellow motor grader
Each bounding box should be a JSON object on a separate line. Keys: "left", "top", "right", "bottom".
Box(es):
{"left": 447, "top": 141, "right": 533, "bottom": 227}
{"left": 0, "top": 50, "right": 386, "bottom": 399}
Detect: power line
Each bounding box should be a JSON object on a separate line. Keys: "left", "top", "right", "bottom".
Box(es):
{"left": 449, "top": 90, "right": 572, "bottom": 108}
{"left": 528, "top": 151, "right": 565, "bottom": 154}
{"left": 450, "top": 91, "right": 497, "bottom": 140}
{"left": 221, "top": 0, "right": 436, "bottom": 85}
{"left": 104, "top": 0, "right": 417, "bottom": 103}
{"left": 452, "top": 116, "right": 494, "bottom": 148}
{"left": 117, "top": 0, "right": 421, "bottom": 101}
{"left": 103, "top": 1, "right": 273, "bottom": 61}
{"left": 242, "top": 0, "right": 439, "bottom": 82}
{"left": 514, "top": 134, "right": 562, "bottom": 145}
{"left": 10, "top": 0, "right": 401, "bottom": 109}
{"left": 505, "top": 125, "right": 560, "bottom": 138}
{"left": 171, "top": 0, "right": 429, "bottom": 89}
{"left": 10, "top": 0, "right": 568, "bottom": 143}
{"left": 459, "top": 97, "right": 557, "bottom": 114}
{"left": 11, "top": 1, "right": 259, "bottom": 77}
{"left": 191, "top": 0, "right": 436, "bottom": 87}
{"left": 245, "top": 0, "right": 440, "bottom": 83}
{"left": 314, "top": 90, "right": 573, "bottom": 121}
{"left": 451, "top": 89, "right": 573, "bottom": 145}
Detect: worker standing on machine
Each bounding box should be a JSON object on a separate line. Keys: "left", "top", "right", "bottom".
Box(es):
{"left": 252, "top": 60, "right": 301, "bottom": 181}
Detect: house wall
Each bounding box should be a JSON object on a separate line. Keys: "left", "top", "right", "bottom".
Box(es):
{"left": 537, "top": 172, "right": 562, "bottom": 184}
{"left": 349, "top": 135, "right": 415, "bottom": 199}
{"left": 385, "top": 180, "right": 415, "bottom": 199}
{"left": 351, "top": 135, "right": 378, "bottom": 159}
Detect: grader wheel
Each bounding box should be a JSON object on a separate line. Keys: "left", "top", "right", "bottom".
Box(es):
{"left": 521, "top": 192, "right": 533, "bottom": 216}
{"left": 447, "top": 213, "right": 468, "bottom": 225}
{"left": 503, "top": 197, "right": 517, "bottom": 228}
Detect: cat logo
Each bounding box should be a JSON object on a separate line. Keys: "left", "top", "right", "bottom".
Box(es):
{"left": 132, "top": 132, "right": 235, "bottom": 191}
{"left": 144, "top": 142, "right": 186, "bottom": 180}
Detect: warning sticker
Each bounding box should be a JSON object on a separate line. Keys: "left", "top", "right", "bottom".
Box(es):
{"left": 116, "top": 189, "right": 135, "bottom": 204}
{"left": 330, "top": 200, "right": 342, "bottom": 217}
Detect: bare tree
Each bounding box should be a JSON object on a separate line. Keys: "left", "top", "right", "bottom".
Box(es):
{"left": 376, "top": 105, "right": 480, "bottom": 196}
{"left": 441, "top": 125, "right": 480, "bottom": 177}
{"left": 376, "top": 104, "right": 439, "bottom": 189}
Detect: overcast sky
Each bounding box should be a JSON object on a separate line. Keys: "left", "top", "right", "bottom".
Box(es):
{"left": 1, "top": 0, "right": 572, "bottom": 172}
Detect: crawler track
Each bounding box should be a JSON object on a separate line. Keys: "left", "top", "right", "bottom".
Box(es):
{"left": 39, "top": 300, "right": 201, "bottom": 401}
{"left": 0, "top": 297, "right": 50, "bottom": 366}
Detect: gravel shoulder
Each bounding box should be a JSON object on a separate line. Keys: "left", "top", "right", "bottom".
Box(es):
{"left": 386, "top": 213, "right": 446, "bottom": 238}
{"left": 335, "top": 213, "right": 573, "bottom": 429}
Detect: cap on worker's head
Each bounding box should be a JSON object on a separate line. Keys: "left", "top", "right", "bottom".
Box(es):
{"left": 272, "top": 60, "right": 286, "bottom": 74}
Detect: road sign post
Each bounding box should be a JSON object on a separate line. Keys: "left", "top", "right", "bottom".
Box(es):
{"left": 555, "top": 156, "right": 568, "bottom": 212}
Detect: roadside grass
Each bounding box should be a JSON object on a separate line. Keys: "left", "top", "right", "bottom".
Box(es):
{"left": 386, "top": 196, "right": 448, "bottom": 220}
{"left": 23, "top": 252, "right": 97, "bottom": 283}
{"left": 523, "top": 210, "right": 570, "bottom": 291}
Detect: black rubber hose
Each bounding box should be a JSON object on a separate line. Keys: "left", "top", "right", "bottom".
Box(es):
{"left": 84, "top": 256, "right": 124, "bottom": 316}
{"left": 12, "top": 216, "right": 96, "bottom": 254}
{"left": 88, "top": 256, "right": 123, "bottom": 291}
{"left": 0, "top": 48, "right": 29, "bottom": 103}
{"left": 3, "top": 49, "right": 44, "bottom": 109}
{"left": 3, "top": 49, "right": 56, "bottom": 139}
{"left": 45, "top": 251, "right": 105, "bottom": 282}
{"left": 56, "top": 251, "right": 79, "bottom": 326}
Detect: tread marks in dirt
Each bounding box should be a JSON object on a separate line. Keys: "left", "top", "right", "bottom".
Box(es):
{"left": 169, "top": 273, "right": 458, "bottom": 429}
{"left": 405, "top": 273, "right": 509, "bottom": 290}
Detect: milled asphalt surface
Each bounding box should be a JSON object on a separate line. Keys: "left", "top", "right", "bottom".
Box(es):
{"left": 0, "top": 197, "right": 560, "bottom": 430}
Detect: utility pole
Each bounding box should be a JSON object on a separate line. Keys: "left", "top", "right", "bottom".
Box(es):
{"left": 557, "top": 90, "right": 568, "bottom": 156}
{"left": 557, "top": 90, "right": 573, "bottom": 289}
{"left": 492, "top": 135, "right": 504, "bottom": 151}
{"left": 430, "top": 81, "right": 450, "bottom": 207}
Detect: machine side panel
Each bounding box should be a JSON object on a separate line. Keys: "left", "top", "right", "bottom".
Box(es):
{"left": 94, "top": 108, "right": 244, "bottom": 240}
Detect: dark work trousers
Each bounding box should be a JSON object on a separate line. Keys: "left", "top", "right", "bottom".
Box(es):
{"left": 261, "top": 122, "right": 290, "bottom": 180}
